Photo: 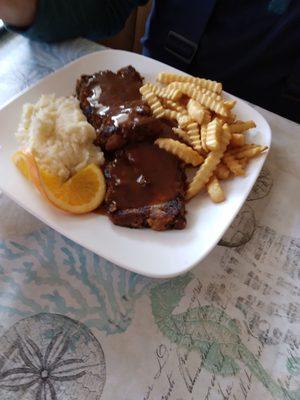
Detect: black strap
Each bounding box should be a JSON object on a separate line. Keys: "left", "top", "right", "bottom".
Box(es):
{"left": 163, "top": 0, "right": 217, "bottom": 65}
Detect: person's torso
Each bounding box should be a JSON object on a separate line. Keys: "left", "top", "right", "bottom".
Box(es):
{"left": 142, "top": 0, "right": 300, "bottom": 122}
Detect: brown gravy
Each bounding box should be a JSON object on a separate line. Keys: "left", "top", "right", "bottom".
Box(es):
{"left": 104, "top": 142, "right": 184, "bottom": 211}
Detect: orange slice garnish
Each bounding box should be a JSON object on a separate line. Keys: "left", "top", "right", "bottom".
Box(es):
{"left": 13, "top": 150, "right": 106, "bottom": 214}
{"left": 12, "top": 150, "right": 43, "bottom": 193}
{"left": 39, "top": 164, "right": 106, "bottom": 214}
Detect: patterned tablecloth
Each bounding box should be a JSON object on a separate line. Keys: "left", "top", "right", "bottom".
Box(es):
{"left": 0, "top": 34, "right": 299, "bottom": 400}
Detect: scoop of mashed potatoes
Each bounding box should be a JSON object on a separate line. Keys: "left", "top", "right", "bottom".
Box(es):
{"left": 16, "top": 94, "right": 104, "bottom": 181}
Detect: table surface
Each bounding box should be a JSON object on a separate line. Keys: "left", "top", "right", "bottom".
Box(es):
{"left": 0, "top": 34, "right": 299, "bottom": 400}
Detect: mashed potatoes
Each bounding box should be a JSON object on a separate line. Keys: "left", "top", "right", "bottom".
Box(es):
{"left": 16, "top": 94, "right": 104, "bottom": 181}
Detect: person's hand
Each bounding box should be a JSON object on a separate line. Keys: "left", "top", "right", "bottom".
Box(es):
{"left": 0, "top": 0, "right": 38, "bottom": 27}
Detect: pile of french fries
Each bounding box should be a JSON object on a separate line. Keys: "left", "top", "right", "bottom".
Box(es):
{"left": 140, "top": 73, "right": 268, "bottom": 203}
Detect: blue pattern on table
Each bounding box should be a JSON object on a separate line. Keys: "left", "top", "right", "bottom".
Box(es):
{"left": 0, "top": 34, "right": 103, "bottom": 107}
{"left": 0, "top": 227, "right": 151, "bottom": 334}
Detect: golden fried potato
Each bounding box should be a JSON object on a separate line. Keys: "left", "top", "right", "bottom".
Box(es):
{"left": 228, "top": 144, "right": 257, "bottom": 155}
{"left": 224, "top": 100, "right": 236, "bottom": 109}
{"left": 140, "top": 85, "right": 165, "bottom": 118}
{"left": 186, "top": 150, "right": 223, "bottom": 199}
{"left": 163, "top": 99, "right": 185, "bottom": 113}
{"left": 238, "top": 158, "right": 249, "bottom": 169}
{"left": 207, "top": 176, "right": 225, "bottom": 203}
{"left": 155, "top": 138, "right": 204, "bottom": 166}
{"left": 171, "top": 82, "right": 228, "bottom": 116}
{"left": 222, "top": 123, "right": 232, "bottom": 145}
{"left": 200, "top": 124, "right": 208, "bottom": 152}
{"left": 216, "top": 162, "right": 231, "bottom": 180}
{"left": 219, "top": 112, "right": 236, "bottom": 124}
{"left": 157, "top": 72, "right": 222, "bottom": 93}
{"left": 229, "top": 120, "right": 256, "bottom": 133}
{"left": 172, "top": 127, "right": 192, "bottom": 144}
{"left": 177, "top": 113, "right": 193, "bottom": 128}
{"left": 230, "top": 133, "right": 246, "bottom": 147}
{"left": 170, "top": 82, "right": 222, "bottom": 101}
{"left": 203, "top": 109, "right": 212, "bottom": 124}
{"left": 187, "top": 99, "right": 206, "bottom": 124}
{"left": 206, "top": 118, "right": 222, "bottom": 151}
{"left": 223, "top": 153, "right": 245, "bottom": 176}
{"left": 146, "top": 82, "right": 182, "bottom": 101}
{"left": 186, "top": 122, "right": 202, "bottom": 152}
{"left": 163, "top": 109, "right": 179, "bottom": 121}
{"left": 232, "top": 145, "right": 268, "bottom": 159}
{"left": 186, "top": 126, "right": 231, "bottom": 199}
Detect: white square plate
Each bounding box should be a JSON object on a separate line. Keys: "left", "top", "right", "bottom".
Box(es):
{"left": 0, "top": 50, "right": 271, "bottom": 278}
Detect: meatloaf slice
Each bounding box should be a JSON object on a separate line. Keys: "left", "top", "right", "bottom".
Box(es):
{"left": 104, "top": 142, "right": 186, "bottom": 230}
{"left": 76, "top": 65, "right": 171, "bottom": 152}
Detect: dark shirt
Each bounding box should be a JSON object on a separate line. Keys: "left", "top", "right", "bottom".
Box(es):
{"left": 7, "top": 0, "right": 300, "bottom": 122}
{"left": 142, "top": 0, "right": 300, "bottom": 122}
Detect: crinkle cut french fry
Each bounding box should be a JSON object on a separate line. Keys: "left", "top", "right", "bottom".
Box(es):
{"left": 163, "top": 109, "right": 179, "bottom": 121}
{"left": 232, "top": 145, "right": 268, "bottom": 159}
{"left": 222, "top": 123, "right": 232, "bottom": 147}
{"left": 238, "top": 158, "right": 249, "bottom": 169}
{"left": 202, "top": 89, "right": 222, "bottom": 101}
{"left": 186, "top": 122, "right": 202, "bottom": 151}
{"left": 145, "top": 82, "right": 182, "bottom": 101}
{"left": 228, "top": 144, "right": 257, "bottom": 155}
{"left": 163, "top": 99, "right": 185, "bottom": 113}
{"left": 192, "top": 90, "right": 228, "bottom": 117}
{"left": 157, "top": 72, "right": 222, "bottom": 93}
{"left": 187, "top": 99, "right": 205, "bottom": 124}
{"left": 224, "top": 100, "right": 236, "bottom": 109}
{"left": 139, "top": 85, "right": 165, "bottom": 118}
{"left": 230, "top": 133, "right": 246, "bottom": 147}
{"left": 186, "top": 123, "right": 231, "bottom": 199}
{"left": 203, "top": 109, "right": 212, "bottom": 124}
{"left": 186, "top": 121, "right": 199, "bottom": 134}
{"left": 155, "top": 138, "right": 204, "bottom": 166}
{"left": 223, "top": 153, "right": 245, "bottom": 176}
{"left": 216, "top": 162, "right": 231, "bottom": 180}
{"left": 186, "top": 150, "right": 223, "bottom": 199}
{"left": 201, "top": 125, "right": 208, "bottom": 152}
{"left": 206, "top": 118, "right": 222, "bottom": 151}
{"left": 172, "top": 127, "right": 192, "bottom": 144}
{"left": 219, "top": 112, "right": 236, "bottom": 124}
{"left": 229, "top": 120, "right": 256, "bottom": 133}
{"left": 170, "top": 82, "right": 222, "bottom": 101}
{"left": 177, "top": 113, "right": 193, "bottom": 128}
{"left": 172, "top": 83, "right": 229, "bottom": 117}
{"left": 207, "top": 176, "right": 225, "bottom": 203}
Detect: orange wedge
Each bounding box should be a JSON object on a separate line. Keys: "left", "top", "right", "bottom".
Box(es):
{"left": 39, "top": 164, "right": 106, "bottom": 214}
{"left": 12, "top": 150, "right": 43, "bottom": 193}
{"left": 13, "top": 150, "right": 106, "bottom": 214}
{"left": 12, "top": 150, "right": 32, "bottom": 180}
